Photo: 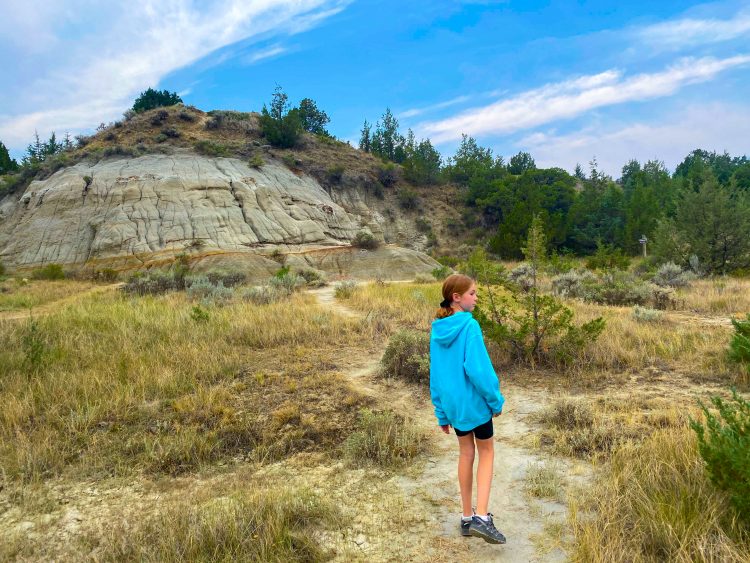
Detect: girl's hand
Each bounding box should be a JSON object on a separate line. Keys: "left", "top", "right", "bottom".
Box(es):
{"left": 439, "top": 424, "right": 451, "bottom": 434}
{"left": 493, "top": 411, "right": 502, "bottom": 418}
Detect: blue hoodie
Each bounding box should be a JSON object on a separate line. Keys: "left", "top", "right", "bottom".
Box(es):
{"left": 430, "top": 312, "right": 504, "bottom": 431}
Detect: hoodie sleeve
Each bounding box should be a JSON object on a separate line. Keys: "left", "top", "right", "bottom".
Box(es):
{"left": 464, "top": 320, "right": 505, "bottom": 414}
{"left": 430, "top": 336, "right": 450, "bottom": 426}
{"left": 430, "top": 370, "right": 450, "bottom": 426}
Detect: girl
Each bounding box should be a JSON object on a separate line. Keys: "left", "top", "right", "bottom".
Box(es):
{"left": 430, "top": 273, "right": 506, "bottom": 544}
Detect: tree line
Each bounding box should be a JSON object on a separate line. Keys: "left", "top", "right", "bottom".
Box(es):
{"left": 2, "top": 88, "right": 749, "bottom": 274}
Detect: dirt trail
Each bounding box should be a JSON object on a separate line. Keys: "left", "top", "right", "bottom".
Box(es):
{"left": 311, "top": 286, "right": 572, "bottom": 562}
{"left": 0, "top": 283, "right": 123, "bottom": 322}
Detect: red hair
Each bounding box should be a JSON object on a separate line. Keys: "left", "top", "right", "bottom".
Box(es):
{"left": 436, "top": 274, "right": 474, "bottom": 319}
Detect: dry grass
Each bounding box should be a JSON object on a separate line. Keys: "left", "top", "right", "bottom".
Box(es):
{"left": 533, "top": 396, "right": 696, "bottom": 461}
{"left": 343, "top": 408, "right": 429, "bottom": 469}
{"left": 0, "top": 290, "right": 379, "bottom": 483}
{"left": 570, "top": 428, "right": 750, "bottom": 562}
{"left": 0, "top": 279, "right": 97, "bottom": 311}
{"left": 342, "top": 281, "right": 441, "bottom": 330}
{"left": 523, "top": 461, "right": 566, "bottom": 501}
{"left": 678, "top": 278, "right": 750, "bottom": 316}
{"left": 566, "top": 299, "right": 743, "bottom": 380}
{"left": 91, "top": 485, "right": 338, "bottom": 562}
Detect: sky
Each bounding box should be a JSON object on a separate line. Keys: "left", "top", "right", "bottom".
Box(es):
{"left": 1, "top": 0, "right": 749, "bottom": 177}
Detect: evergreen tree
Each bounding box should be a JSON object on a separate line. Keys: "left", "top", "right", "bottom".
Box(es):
{"left": 403, "top": 135, "right": 442, "bottom": 185}
{"left": 0, "top": 141, "right": 19, "bottom": 174}
{"left": 674, "top": 174, "right": 750, "bottom": 273}
{"left": 445, "top": 134, "right": 502, "bottom": 188}
{"left": 508, "top": 151, "right": 536, "bottom": 175}
{"left": 359, "top": 120, "right": 372, "bottom": 152}
{"left": 298, "top": 98, "right": 330, "bottom": 135}
{"left": 23, "top": 131, "right": 45, "bottom": 166}
{"left": 132, "top": 87, "right": 182, "bottom": 113}
{"left": 370, "top": 108, "right": 404, "bottom": 162}
{"left": 259, "top": 86, "right": 302, "bottom": 148}
{"left": 574, "top": 163, "right": 586, "bottom": 180}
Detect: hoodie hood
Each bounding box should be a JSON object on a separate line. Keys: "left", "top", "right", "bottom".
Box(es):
{"left": 431, "top": 312, "right": 474, "bottom": 347}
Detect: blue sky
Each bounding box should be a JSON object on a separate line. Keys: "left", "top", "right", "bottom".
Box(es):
{"left": 1, "top": 0, "right": 749, "bottom": 176}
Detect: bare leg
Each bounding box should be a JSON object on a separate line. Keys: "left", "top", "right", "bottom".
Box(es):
{"left": 457, "top": 434, "right": 476, "bottom": 517}
{"left": 475, "top": 437, "right": 494, "bottom": 515}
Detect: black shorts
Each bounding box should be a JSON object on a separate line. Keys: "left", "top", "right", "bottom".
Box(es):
{"left": 454, "top": 418, "right": 493, "bottom": 440}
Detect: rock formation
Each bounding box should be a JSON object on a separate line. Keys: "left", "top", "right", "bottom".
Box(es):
{"left": 0, "top": 150, "right": 440, "bottom": 280}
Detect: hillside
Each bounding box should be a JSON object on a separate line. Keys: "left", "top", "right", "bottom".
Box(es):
{"left": 0, "top": 105, "right": 464, "bottom": 279}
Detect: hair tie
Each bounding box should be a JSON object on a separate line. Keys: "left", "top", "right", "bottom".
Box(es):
{"left": 440, "top": 298, "right": 451, "bottom": 308}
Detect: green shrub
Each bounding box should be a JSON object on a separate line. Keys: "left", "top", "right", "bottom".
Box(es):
{"left": 380, "top": 330, "right": 430, "bottom": 384}
{"left": 546, "top": 250, "right": 576, "bottom": 275}
{"left": 122, "top": 271, "right": 181, "bottom": 296}
{"left": 132, "top": 88, "right": 182, "bottom": 113}
{"left": 190, "top": 305, "right": 210, "bottom": 323}
{"left": 585, "top": 241, "right": 631, "bottom": 271}
{"left": 415, "top": 217, "right": 432, "bottom": 233}
{"left": 205, "top": 271, "right": 246, "bottom": 288}
{"left": 343, "top": 409, "right": 427, "bottom": 469}
{"left": 22, "top": 317, "right": 47, "bottom": 376}
{"left": 508, "top": 263, "right": 534, "bottom": 292}
{"left": 242, "top": 285, "right": 286, "bottom": 305}
{"left": 270, "top": 272, "right": 303, "bottom": 294}
{"left": 397, "top": 187, "right": 419, "bottom": 210}
{"left": 259, "top": 87, "right": 302, "bottom": 148}
{"left": 632, "top": 306, "right": 662, "bottom": 323}
{"left": 352, "top": 230, "right": 379, "bottom": 250}
{"left": 298, "top": 268, "right": 327, "bottom": 287}
{"left": 186, "top": 276, "right": 234, "bottom": 305}
{"left": 31, "top": 263, "right": 65, "bottom": 280}
{"left": 377, "top": 163, "right": 398, "bottom": 187}
{"left": 161, "top": 127, "right": 180, "bottom": 139}
{"left": 150, "top": 109, "right": 170, "bottom": 126}
{"left": 194, "top": 140, "right": 229, "bottom": 157}
{"left": 0, "top": 261, "right": 5, "bottom": 276}
{"left": 178, "top": 110, "right": 196, "bottom": 122}
{"left": 690, "top": 390, "right": 750, "bottom": 524}
{"left": 436, "top": 255, "right": 460, "bottom": 267}
{"left": 326, "top": 164, "right": 345, "bottom": 182}
{"left": 652, "top": 261, "right": 696, "bottom": 288}
{"left": 248, "top": 153, "right": 264, "bottom": 168}
{"left": 728, "top": 314, "right": 750, "bottom": 376}
{"left": 431, "top": 265, "right": 451, "bottom": 280}
{"left": 477, "top": 217, "right": 605, "bottom": 368}
{"left": 281, "top": 153, "right": 299, "bottom": 169}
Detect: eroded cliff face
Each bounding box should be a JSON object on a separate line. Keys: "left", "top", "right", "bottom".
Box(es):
{"left": 0, "top": 151, "right": 438, "bottom": 279}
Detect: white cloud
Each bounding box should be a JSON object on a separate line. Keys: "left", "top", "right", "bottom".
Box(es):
{"left": 399, "top": 95, "right": 473, "bottom": 119}
{"left": 517, "top": 102, "right": 750, "bottom": 177}
{"left": 242, "top": 43, "right": 289, "bottom": 65}
{"left": 637, "top": 10, "right": 750, "bottom": 49}
{"left": 0, "top": 0, "right": 350, "bottom": 151}
{"left": 418, "top": 55, "right": 750, "bottom": 143}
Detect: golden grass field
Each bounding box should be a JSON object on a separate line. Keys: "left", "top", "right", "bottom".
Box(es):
{"left": 0, "top": 272, "right": 748, "bottom": 561}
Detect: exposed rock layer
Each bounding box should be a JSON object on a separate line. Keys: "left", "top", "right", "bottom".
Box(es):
{"left": 0, "top": 152, "right": 439, "bottom": 280}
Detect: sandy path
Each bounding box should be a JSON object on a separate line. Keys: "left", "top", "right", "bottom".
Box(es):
{"left": 310, "top": 286, "right": 572, "bottom": 562}
{"left": 0, "top": 283, "right": 124, "bottom": 322}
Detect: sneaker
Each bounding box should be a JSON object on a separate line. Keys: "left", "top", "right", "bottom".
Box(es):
{"left": 469, "top": 513, "right": 506, "bottom": 544}
{"left": 460, "top": 518, "right": 473, "bottom": 537}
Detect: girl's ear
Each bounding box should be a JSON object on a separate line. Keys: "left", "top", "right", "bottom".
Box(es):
{"left": 451, "top": 292, "right": 460, "bottom": 303}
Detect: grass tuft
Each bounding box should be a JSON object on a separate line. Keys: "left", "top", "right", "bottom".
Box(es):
{"left": 95, "top": 487, "right": 338, "bottom": 562}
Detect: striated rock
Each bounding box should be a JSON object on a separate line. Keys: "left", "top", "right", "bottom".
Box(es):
{"left": 0, "top": 151, "right": 440, "bottom": 280}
